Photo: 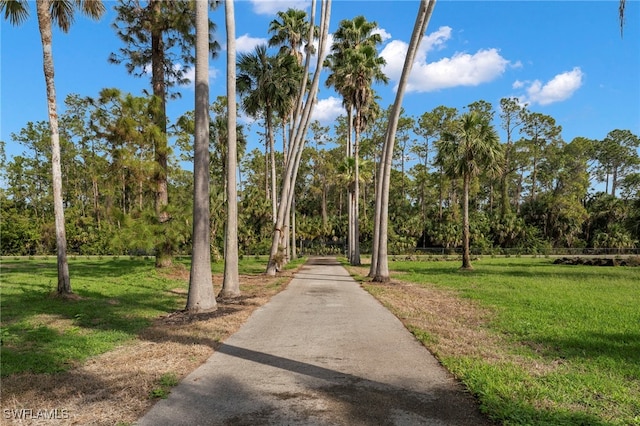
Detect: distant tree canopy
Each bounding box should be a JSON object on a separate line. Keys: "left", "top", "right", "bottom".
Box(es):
{"left": 3, "top": 91, "right": 639, "bottom": 256}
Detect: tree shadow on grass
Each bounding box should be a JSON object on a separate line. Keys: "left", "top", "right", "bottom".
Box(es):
{"left": 0, "top": 259, "right": 190, "bottom": 376}
{"left": 529, "top": 331, "right": 640, "bottom": 367}
{"left": 0, "top": 257, "right": 273, "bottom": 377}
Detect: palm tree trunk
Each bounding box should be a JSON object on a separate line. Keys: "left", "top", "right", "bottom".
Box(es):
{"left": 352, "top": 127, "right": 361, "bottom": 266}
{"left": 267, "top": 107, "right": 277, "bottom": 223}
{"left": 221, "top": 0, "right": 240, "bottom": 298}
{"left": 283, "top": 206, "right": 291, "bottom": 262}
{"left": 373, "top": 0, "right": 435, "bottom": 282}
{"left": 461, "top": 173, "right": 472, "bottom": 269}
{"left": 187, "top": 0, "right": 217, "bottom": 312}
{"left": 291, "top": 195, "right": 297, "bottom": 259}
{"left": 321, "top": 179, "right": 328, "bottom": 228}
{"left": 346, "top": 107, "right": 354, "bottom": 263}
{"left": 36, "top": 0, "right": 71, "bottom": 295}
{"left": 264, "top": 130, "right": 269, "bottom": 201}
{"left": 369, "top": 144, "right": 384, "bottom": 277}
{"left": 433, "top": 165, "right": 443, "bottom": 219}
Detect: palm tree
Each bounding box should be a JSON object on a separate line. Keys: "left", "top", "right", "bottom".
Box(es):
{"left": 220, "top": 0, "right": 240, "bottom": 298}
{"left": 439, "top": 112, "right": 503, "bottom": 270}
{"left": 0, "top": 0, "right": 105, "bottom": 296}
{"left": 237, "top": 45, "right": 300, "bottom": 224}
{"left": 349, "top": 47, "right": 387, "bottom": 266}
{"left": 268, "top": 10, "right": 312, "bottom": 256}
{"left": 325, "top": 15, "right": 387, "bottom": 266}
{"left": 186, "top": 0, "right": 216, "bottom": 313}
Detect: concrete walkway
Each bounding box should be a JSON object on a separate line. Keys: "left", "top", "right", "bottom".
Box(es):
{"left": 137, "top": 257, "right": 492, "bottom": 425}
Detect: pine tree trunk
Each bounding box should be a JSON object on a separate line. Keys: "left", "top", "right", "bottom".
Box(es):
{"left": 150, "top": 0, "right": 171, "bottom": 268}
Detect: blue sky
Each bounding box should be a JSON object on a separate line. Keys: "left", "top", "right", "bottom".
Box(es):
{"left": 2, "top": 0, "right": 639, "bottom": 167}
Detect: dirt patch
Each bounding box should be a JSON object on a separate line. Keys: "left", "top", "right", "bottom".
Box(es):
{"left": 1, "top": 270, "right": 298, "bottom": 426}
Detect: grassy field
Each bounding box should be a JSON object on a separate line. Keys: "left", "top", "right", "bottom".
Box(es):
{"left": 2, "top": 255, "right": 638, "bottom": 425}
{"left": 353, "top": 257, "right": 640, "bottom": 425}
{"left": 0, "top": 255, "right": 290, "bottom": 376}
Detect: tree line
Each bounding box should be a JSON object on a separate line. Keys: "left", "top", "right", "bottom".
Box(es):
{"left": 2, "top": 1, "right": 638, "bottom": 290}
{"left": 3, "top": 91, "right": 638, "bottom": 251}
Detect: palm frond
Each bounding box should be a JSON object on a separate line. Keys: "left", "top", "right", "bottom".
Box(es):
{"left": 1, "top": 0, "right": 30, "bottom": 26}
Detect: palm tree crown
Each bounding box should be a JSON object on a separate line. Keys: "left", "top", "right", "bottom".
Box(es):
{"left": 439, "top": 111, "right": 503, "bottom": 180}
{"left": 236, "top": 44, "right": 301, "bottom": 121}
{"left": 1, "top": 0, "right": 105, "bottom": 31}
{"left": 268, "top": 8, "right": 313, "bottom": 64}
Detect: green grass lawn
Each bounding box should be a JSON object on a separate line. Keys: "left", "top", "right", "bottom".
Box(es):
{"left": 385, "top": 257, "right": 640, "bottom": 425}
{"left": 0, "top": 255, "right": 301, "bottom": 377}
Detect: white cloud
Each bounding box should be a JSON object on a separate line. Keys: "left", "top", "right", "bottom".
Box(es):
{"left": 383, "top": 26, "right": 452, "bottom": 80}
{"left": 400, "top": 49, "right": 509, "bottom": 93}
{"left": 237, "top": 96, "right": 342, "bottom": 128}
{"left": 421, "top": 26, "right": 452, "bottom": 53}
{"left": 518, "top": 67, "right": 584, "bottom": 106}
{"left": 311, "top": 96, "right": 344, "bottom": 123}
{"left": 512, "top": 80, "right": 525, "bottom": 89}
{"left": 236, "top": 34, "right": 268, "bottom": 54}
{"left": 250, "top": 0, "right": 310, "bottom": 15}
{"left": 380, "top": 39, "right": 410, "bottom": 81}
{"left": 380, "top": 26, "right": 509, "bottom": 93}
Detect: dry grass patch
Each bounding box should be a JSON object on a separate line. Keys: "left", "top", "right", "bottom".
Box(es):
{"left": 1, "top": 271, "right": 297, "bottom": 426}
{"left": 350, "top": 266, "right": 563, "bottom": 378}
{"left": 362, "top": 278, "right": 502, "bottom": 361}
